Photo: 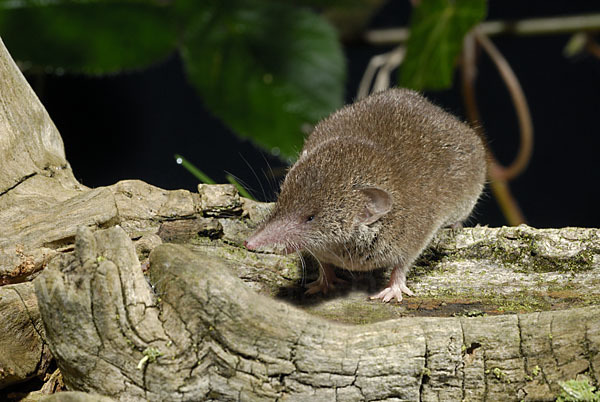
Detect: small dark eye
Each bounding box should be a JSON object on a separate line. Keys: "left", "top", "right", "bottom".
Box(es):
{"left": 306, "top": 215, "right": 315, "bottom": 222}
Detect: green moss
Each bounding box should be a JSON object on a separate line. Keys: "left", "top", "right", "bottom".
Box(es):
{"left": 583, "top": 294, "right": 600, "bottom": 306}
{"left": 307, "top": 300, "right": 399, "bottom": 325}
{"left": 556, "top": 379, "right": 599, "bottom": 402}
{"left": 400, "top": 276, "right": 600, "bottom": 315}
{"left": 493, "top": 292, "right": 549, "bottom": 313}
{"left": 444, "top": 229, "right": 598, "bottom": 275}
{"left": 490, "top": 367, "right": 511, "bottom": 384}
{"left": 411, "top": 260, "right": 457, "bottom": 277}
{"left": 137, "top": 346, "right": 162, "bottom": 370}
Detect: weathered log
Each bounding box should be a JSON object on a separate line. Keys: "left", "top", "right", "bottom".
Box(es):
{"left": 0, "top": 38, "right": 71, "bottom": 193}
{"left": 34, "top": 226, "right": 600, "bottom": 401}
{"left": 208, "top": 223, "right": 600, "bottom": 321}
{"left": 0, "top": 282, "right": 53, "bottom": 388}
{"left": 38, "top": 391, "right": 115, "bottom": 402}
{"left": 0, "top": 34, "right": 87, "bottom": 284}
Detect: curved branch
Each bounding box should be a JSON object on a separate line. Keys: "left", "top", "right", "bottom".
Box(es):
{"left": 474, "top": 29, "right": 534, "bottom": 181}
{"left": 357, "top": 46, "right": 405, "bottom": 99}
{"left": 586, "top": 34, "right": 600, "bottom": 58}
{"left": 460, "top": 33, "right": 527, "bottom": 225}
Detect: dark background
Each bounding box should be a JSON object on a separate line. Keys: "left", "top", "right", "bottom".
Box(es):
{"left": 17, "top": 1, "right": 600, "bottom": 228}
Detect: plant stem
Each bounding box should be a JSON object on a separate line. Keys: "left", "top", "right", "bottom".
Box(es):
{"left": 174, "top": 154, "right": 216, "bottom": 184}
{"left": 226, "top": 174, "right": 254, "bottom": 200}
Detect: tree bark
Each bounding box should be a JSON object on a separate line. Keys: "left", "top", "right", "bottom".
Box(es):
{"left": 0, "top": 282, "right": 53, "bottom": 388}
{"left": 0, "top": 34, "right": 86, "bottom": 285}
{"left": 34, "top": 226, "right": 600, "bottom": 401}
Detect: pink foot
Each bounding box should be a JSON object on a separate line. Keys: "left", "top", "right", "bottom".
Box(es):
{"left": 370, "top": 266, "right": 414, "bottom": 303}
{"left": 450, "top": 221, "right": 463, "bottom": 230}
{"left": 305, "top": 263, "right": 347, "bottom": 295}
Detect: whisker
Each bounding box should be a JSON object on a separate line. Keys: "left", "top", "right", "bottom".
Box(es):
{"left": 259, "top": 151, "right": 279, "bottom": 201}
{"left": 239, "top": 152, "right": 267, "bottom": 201}
{"left": 296, "top": 249, "right": 306, "bottom": 286}
{"left": 341, "top": 243, "right": 357, "bottom": 281}
{"left": 304, "top": 247, "right": 327, "bottom": 287}
{"left": 341, "top": 243, "right": 354, "bottom": 269}
{"left": 224, "top": 170, "right": 255, "bottom": 199}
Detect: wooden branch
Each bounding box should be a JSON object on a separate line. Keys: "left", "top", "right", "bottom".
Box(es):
{"left": 0, "top": 41, "right": 68, "bottom": 192}
{"left": 365, "top": 13, "right": 600, "bottom": 46}
{"left": 474, "top": 29, "right": 534, "bottom": 182}
{"left": 0, "top": 282, "right": 53, "bottom": 388}
{"left": 0, "top": 35, "right": 87, "bottom": 285}
{"left": 459, "top": 33, "right": 528, "bottom": 225}
{"left": 33, "top": 225, "right": 600, "bottom": 401}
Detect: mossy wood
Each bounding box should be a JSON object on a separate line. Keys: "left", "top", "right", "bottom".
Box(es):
{"left": 0, "top": 36, "right": 599, "bottom": 401}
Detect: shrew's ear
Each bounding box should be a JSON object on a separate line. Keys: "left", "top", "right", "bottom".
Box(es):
{"left": 358, "top": 187, "right": 392, "bottom": 225}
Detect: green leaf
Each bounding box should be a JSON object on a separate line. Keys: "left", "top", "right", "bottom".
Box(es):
{"left": 179, "top": 0, "right": 346, "bottom": 160}
{"left": 399, "top": 0, "right": 486, "bottom": 90}
{"left": 0, "top": 0, "right": 178, "bottom": 74}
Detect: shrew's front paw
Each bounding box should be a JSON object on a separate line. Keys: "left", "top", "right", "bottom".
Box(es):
{"left": 304, "top": 263, "right": 347, "bottom": 295}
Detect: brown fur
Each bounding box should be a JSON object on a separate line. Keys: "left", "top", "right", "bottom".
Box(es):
{"left": 246, "top": 89, "right": 487, "bottom": 297}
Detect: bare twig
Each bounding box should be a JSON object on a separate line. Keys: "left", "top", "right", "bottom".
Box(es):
{"left": 474, "top": 29, "right": 534, "bottom": 181}
{"left": 357, "top": 46, "right": 405, "bottom": 99}
{"left": 586, "top": 34, "right": 600, "bottom": 58}
{"left": 460, "top": 33, "right": 527, "bottom": 225}
{"left": 459, "top": 34, "right": 481, "bottom": 133}
{"left": 365, "top": 13, "right": 600, "bottom": 46}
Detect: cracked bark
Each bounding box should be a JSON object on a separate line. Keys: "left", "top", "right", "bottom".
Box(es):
{"left": 0, "top": 282, "right": 53, "bottom": 388}
{"left": 32, "top": 226, "right": 600, "bottom": 401}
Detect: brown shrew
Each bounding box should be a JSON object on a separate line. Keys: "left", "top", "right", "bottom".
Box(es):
{"left": 245, "top": 88, "right": 487, "bottom": 302}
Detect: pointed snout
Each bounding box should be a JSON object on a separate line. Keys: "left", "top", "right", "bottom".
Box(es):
{"left": 244, "top": 221, "right": 297, "bottom": 254}
{"left": 245, "top": 230, "right": 265, "bottom": 251}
